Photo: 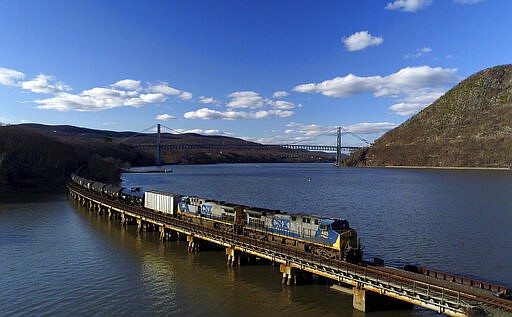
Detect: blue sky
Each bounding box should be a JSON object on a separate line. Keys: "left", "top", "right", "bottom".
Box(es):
{"left": 0, "top": 0, "right": 510, "bottom": 146}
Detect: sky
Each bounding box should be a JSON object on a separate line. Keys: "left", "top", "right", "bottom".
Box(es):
{"left": 0, "top": 0, "right": 511, "bottom": 146}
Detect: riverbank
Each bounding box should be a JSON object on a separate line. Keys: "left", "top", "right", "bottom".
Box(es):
{"left": 384, "top": 165, "right": 512, "bottom": 171}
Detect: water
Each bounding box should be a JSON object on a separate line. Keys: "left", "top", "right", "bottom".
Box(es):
{"left": 1, "top": 164, "right": 511, "bottom": 316}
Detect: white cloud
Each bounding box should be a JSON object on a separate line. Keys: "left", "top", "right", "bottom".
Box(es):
{"left": 404, "top": 47, "right": 432, "bottom": 59}
{"left": 179, "top": 91, "right": 193, "bottom": 100}
{"left": 184, "top": 107, "right": 294, "bottom": 120}
{"left": 0, "top": 116, "right": 12, "bottom": 124}
{"left": 377, "top": 66, "right": 458, "bottom": 96}
{"left": 34, "top": 79, "right": 192, "bottom": 112}
{"left": 184, "top": 108, "right": 229, "bottom": 120}
{"left": 140, "top": 93, "right": 166, "bottom": 103}
{"left": 293, "top": 66, "right": 459, "bottom": 116}
{"left": 344, "top": 122, "right": 398, "bottom": 134}
{"left": 285, "top": 122, "right": 331, "bottom": 136}
{"left": 21, "top": 74, "right": 71, "bottom": 94}
{"left": 1, "top": 66, "right": 193, "bottom": 112}
{"left": 112, "top": 79, "right": 141, "bottom": 90}
{"left": 244, "top": 135, "right": 315, "bottom": 145}
{"left": 454, "top": 0, "right": 483, "bottom": 4}
{"left": 199, "top": 96, "right": 219, "bottom": 104}
{"left": 294, "top": 73, "right": 381, "bottom": 97}
{"left": 269, "top": 100, "right": 297, "bottom": 110}
{"left": 36, "top": 87, "right": 143, "bottom": 111}
{"left": 389, "top": 103, "right": 425, "bottom": 116}
{"left": 183, "top": 91, "right": 299, "bottom": 120}
{"left": 0, "top": 67, "right": 25, "bottom": 86}
{"left": 227, "top": 91, "right": 266, "bottom": 109}
{"left": 35, "top": 86, "right": 161, "bottom": 112}
{"left": 272, "top": 91, "right": 289, "bottom": 98}
{"left": 174, "top": 128, "right": 234, "bottom": 137}
{"left": 343, "top": 31, "right": 383, "bottom": 52}
{"left": 150, "top": 83, "right": 181, "bottom": 95}
{"left": 156, "top": 113, "right": 176, "bottom": 121}
{"left": 228, "top": 91, "right": 300, "bottom": 110}
{"left": 149, "top": 82, "right": 192, "bottom": 100}
{"left": 385, "top": 0, "right": 433, "bottom": 12}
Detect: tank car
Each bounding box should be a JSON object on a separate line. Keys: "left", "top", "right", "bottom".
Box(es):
{"left": 120, "top": 188, "right": 144, "bottom": 206}
{"left": 102, "top": 184, "right": 124, "bottom": 200}
{"left": 91, "top": 181, "right": 107, "bottom": 194}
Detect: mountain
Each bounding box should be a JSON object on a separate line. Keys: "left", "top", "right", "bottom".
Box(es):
{"left": 20, "top": 123, "right": 335, "bottom": 165}
{"left": 0, "top": 125, "right": 154, "bottom": 191}
{"left": 342, "top": 64, "right": 512, "bottom": 168}
{"left": 0, "top": 123, "right": 334, "bottom": 191}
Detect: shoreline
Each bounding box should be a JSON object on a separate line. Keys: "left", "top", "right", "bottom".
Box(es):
{"left": 384, "top": 165, "right": 511, "bottom": 171}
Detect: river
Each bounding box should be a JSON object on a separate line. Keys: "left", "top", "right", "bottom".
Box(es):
{"left": 1, "top": 163, "right": 511, "bottom": 316}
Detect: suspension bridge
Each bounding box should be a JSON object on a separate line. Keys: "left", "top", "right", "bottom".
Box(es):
{"left": 122, "top": 124, "right": 370, "bottom": 166}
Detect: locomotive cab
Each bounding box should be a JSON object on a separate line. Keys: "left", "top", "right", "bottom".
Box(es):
{"left": 330, "top": 219, "right": 350, "bottom": 233}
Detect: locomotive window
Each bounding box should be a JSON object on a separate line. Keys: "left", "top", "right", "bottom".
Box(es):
{"left": 314, "top": 219, "right": 319, "bottom": 225}
{"left": 291, "top": 216, "right": 296, "bottom": 221}
{"left": 302, "top": 218, "right": 306, "bottom": 223}
{"left": 332, "top": 222, "right": 348, "bottom": 230}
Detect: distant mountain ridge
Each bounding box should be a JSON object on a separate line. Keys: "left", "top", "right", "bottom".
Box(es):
{"left": 19, "top": 123, "right": 335, "bottom": 165}
{"left": 19, "top": 123, "right": 250, "bottom": 143}
{"left": 0, "top": 123, "right": 335, "bottom": 191}
{"left": 343, "top": 64, "right": 512, "bottom": 168}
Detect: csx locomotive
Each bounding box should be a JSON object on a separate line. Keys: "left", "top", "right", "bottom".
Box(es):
{"left": 71, "top": 174, "right": 362, "bottom": 263}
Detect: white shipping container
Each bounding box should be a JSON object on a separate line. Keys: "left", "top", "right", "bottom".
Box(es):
{"left": 144, "top": 190, "right": 181, "bottom": 214}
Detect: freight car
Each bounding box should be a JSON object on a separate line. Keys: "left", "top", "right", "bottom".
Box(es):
{"left": 120, "top": 188, "right": 144, "bottom": 206}
{"left": 144, "top": 190, "right": 181, "bottom": 214}
{"left": 70, "top": 174, "right": 362, "bottom": 263}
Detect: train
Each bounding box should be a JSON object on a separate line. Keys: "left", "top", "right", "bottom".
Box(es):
{"left": 71, "top": 174, "right": 362, "bottom": 263}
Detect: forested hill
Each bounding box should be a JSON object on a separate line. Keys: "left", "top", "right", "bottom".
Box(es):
{"left": 0, "top": 123, "right": 334, "bottom": 191}
{"left": 0, "top": 125, "right": 154, "bottom": 190}
{"left": 343, "top": 64, "right": 512, "bottom": 168}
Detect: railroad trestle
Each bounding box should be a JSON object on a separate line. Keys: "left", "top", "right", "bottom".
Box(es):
{"left": 68, "top": 182, "right": 512, "bottom": 317}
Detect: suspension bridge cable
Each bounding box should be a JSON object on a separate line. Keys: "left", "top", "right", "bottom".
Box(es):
{"left": 159, "top": 124, "right": 183, "bottom": 135}
{"left": 118, "top": 124, "right": 158, "bottom": 143}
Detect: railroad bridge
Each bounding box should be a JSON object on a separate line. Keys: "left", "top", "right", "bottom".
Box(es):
{"left": 67, "top": 182, "right": 512, "bottom": 317}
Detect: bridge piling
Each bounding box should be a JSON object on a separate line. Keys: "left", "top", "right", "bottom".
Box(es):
{"left": 159, "top": 226, "right": 166, "bottom": 241}
{"left": 280, "top": 264, "right": 296, "bottom": 286}
{"left": 187, "top": 234, "right": 198, "bottom": 252}
{"left": 352, "top": 286, "right": 412, "bottom": 312}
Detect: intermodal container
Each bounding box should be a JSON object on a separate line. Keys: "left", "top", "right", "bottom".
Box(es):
{"left": 144, "top": 191, "right": 181, "bottom": 214}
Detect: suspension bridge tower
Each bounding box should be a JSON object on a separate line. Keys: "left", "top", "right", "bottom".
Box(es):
{"left": 156, "top": 124, "right": 161, "bottom": 166}
{"left": 335, "top": 126, "right": 342, "bottom": 166}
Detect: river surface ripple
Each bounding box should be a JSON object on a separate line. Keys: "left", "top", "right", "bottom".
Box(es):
{"left": 1, "top": 163, "right": 511, "bottom": 316}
